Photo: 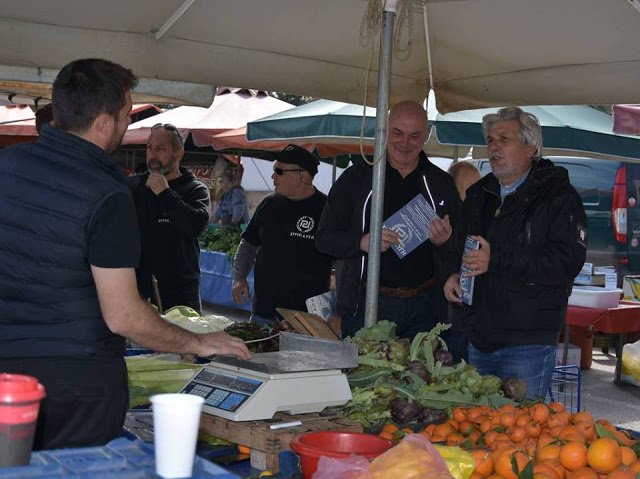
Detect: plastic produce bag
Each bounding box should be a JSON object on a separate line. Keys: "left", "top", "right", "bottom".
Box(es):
{"left": 434, "top": 444, "right": 475, "bottom": 479}
{"left": 369, "top": 434, "right": 454, "bottom": 479}
{"left": 621, "top": 339, "right": 640, "bottom": 387}
{"left": 313, "top": 455, "right": 372, "bottom": 479}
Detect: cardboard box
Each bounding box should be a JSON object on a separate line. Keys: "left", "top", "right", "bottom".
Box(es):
{"left": 623, "top": 275, "right": 640, "bottom": 302}
{"left": 556, "top": 343, "right": 581, "bottom": 367}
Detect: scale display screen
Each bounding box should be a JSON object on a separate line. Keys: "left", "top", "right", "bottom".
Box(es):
{"left": 184, "top": 369, "right": 263, "bottom": 412}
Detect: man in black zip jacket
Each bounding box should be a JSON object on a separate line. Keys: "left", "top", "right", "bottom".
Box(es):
{"left": 130, "top": 124, "right": 210, "bottom": 313}
{"left": 444, "top": 107, "right": 587, "bottom": 399}
{"left": 316, "top": 101, "right": 461, "bottom": 341}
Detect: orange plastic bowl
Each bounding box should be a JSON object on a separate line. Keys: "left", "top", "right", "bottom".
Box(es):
{"left": 290, "top": 431, "right": 392, "bottom": 478}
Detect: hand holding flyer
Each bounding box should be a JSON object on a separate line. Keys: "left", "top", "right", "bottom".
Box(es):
{"left": 460, "top": 236, "right": 481, "bottom": 305}
{"left": 382, "top": 194, "right": 441, "bottom": 259}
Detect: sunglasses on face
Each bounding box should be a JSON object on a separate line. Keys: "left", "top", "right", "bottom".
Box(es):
{"left": 273, "top": 167, "right": 305, "bottom": 176}
{"left": 151, "top": 123, "right": 184, "bottom": 147}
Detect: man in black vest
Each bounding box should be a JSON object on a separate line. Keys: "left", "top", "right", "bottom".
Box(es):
{"left": 0, "top": 58, "right": 249, "bottom": 450}
{"left": 131, "top": 124, "right": 210, "bottom": 313}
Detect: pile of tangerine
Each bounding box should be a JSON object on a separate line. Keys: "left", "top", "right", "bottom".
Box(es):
{"left": 378, "top": 403, "right": 639, "bottom": 479}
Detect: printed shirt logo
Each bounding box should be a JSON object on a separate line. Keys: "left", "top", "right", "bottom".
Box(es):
{"left": 577, "top": 224, "right": 587, "bottom": 248}
{"left": 291, "top": 216, "right": 315, "bottom": 239}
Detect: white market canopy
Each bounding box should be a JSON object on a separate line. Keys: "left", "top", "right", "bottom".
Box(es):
{"left": 123, "top": 87, "right": 294, "bottom": 145}
{"left": 1, "top": 1, "right": 640, "bottom": 112}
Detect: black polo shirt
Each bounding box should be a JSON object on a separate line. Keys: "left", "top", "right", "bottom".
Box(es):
{"left": 364, "top": 158, "right": 435, "bottom": 288}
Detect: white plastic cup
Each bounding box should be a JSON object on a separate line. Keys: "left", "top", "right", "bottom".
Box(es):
{"left": 150, "top": 393, "right": 205, "bottom": 478}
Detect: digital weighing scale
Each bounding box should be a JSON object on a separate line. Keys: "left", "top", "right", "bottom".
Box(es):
{"left": 179, "top": 353, "right": 352, "bottom": 421}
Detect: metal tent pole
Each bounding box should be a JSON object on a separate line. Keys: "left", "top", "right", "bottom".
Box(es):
{"left": 332, "top": 156, "right": 337, "bottom": 184}
{"left": 364, "top": 3, "right": 395, "bottom": 327}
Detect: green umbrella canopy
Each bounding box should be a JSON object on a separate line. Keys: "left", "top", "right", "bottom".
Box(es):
{"left": 433, "top": 105, "right": 640, "bottom": 161}
{"left": 247, "top": 98, "right": 469, "bottom": 162}
{"left": 247, "top": 99, "right": 376, "bottom": 143}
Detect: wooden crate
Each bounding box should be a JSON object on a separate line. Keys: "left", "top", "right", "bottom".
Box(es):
{"left": 199, "top": 411, "right": 363, "bottom": 472}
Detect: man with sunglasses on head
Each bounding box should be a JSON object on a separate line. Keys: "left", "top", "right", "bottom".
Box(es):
{"left": 130, "top": 123, "right": 211, "bottom": 313}
{"left": 232, "top": 145, "right": 333, "bottom": 325}
{"left": 0, "top": 58, "right": 249, "bottom": 451}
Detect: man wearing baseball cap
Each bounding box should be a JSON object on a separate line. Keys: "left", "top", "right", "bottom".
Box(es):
{"left": 232, "top": 145, "right": 333, "bottom": 325}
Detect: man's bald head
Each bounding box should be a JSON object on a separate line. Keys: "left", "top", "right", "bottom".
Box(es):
{"left": 389, "top": 100, "right": 429, "bottom": 129}
{"left": 386, "top": 100, "right": 430, "bottom": 174}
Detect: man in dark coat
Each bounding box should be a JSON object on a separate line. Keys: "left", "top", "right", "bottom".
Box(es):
{"left": 316, "top": 101, "right": 461, "bottom": 341}
{"left": 444, "top": 107, "right": 587, "bottom": 399}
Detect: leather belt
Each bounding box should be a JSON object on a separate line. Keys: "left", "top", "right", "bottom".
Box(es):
{"left": 362, "top": 277, "right": 436, "bottom": 298}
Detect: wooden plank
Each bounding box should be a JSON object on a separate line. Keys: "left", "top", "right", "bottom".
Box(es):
{"left": 198, "top": 411, "right": 363, "bottom": 473}
{"left": 277, "top": 307, "right": 340, "bottom": 340}
{"left": 294, "top": 312, "right": 340, "bottom": 340}
{"left": 276, "top": 308, "right": 312, "bottom": 335}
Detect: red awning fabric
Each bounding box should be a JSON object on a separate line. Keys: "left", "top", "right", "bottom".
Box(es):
{"left": 613, "top": 105, "right": 640, "bottom": 135}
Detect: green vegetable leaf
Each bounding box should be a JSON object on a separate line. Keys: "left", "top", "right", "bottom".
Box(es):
{"left": 358, "top": 353, "right": 405, "bottom": 371}
{"left": 517, "top": 459, "right": 534, "bottom": 479}
{"left": 595, "top": 423, "right": 624, "bottom": 444}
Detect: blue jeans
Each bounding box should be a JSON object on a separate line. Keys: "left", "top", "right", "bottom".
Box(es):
{"left": 341, "top": 285, "right": 438, "bottom": 340}
{"left": 468, "top": 343, "right": 556, "bottom": 399}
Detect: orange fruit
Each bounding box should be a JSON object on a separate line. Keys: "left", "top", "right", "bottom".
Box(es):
{"left": 559, "top": 442, "right": 589, "bottom": 471}
{"left": 509, "top": 426, "right": 526, "bottom": 443}
{"left": 500, "top": 413, "right": 516, "bottom": 428}
{"left": 537, "top": 444, "right": 562, "bottom": 462}
{"left": 571, "top": 412, "right": 594, "bottom": 425}
{"left": 530, "top": 404, "right": 551, "bottom": 424}
{"left": 470, "top": 472, "right": 485, "bottom": 479}
{"left": 548, "top": 402, "right": 566, "bottom": 413}
{"left": 567, "top": 467, "right": 599, "bottom": 479}
{"left": 430, "top": 434, "right": 447, "bottom": 443}
{"left": 459, "top": 420, "right": 475, "bottom": 435}
{"left": 628, "top": 460, "right": 640, "bottom": 474}
{"left": 434, "top": 422, "right": 455, "bottom": 438}
{"left": 619, "top": 446, "right": 637, "bottom": 466}
{"left": 470, "top": 448, "right": 494, "bottom": 477}
{"left": 446, "top": 433, "right": 466, "bottom": 446}
{"left": 400, "top": 427, "right": 414, "bottom": 435}
{"left": 605, "top": 467, "right": 636, "bottom": 479}
{"left": 494, "top": 450, "right": 530, "bottom": 479}
{"left": 538, "top": 433, "right": 557, "bottom": 449}
{"left": 379, "top": 431, "right": 394, "bottom": 440}
{"left": 453, "top": 406, "right": 468, "bottom": 423}
{"left": 381, "top": 423, "right": 399, "bottom": 434}
{"left": 525, "top": 421, "right": 542, "bottom": 438}
{"left": 423, "top": 423, "right": 436, "bottom": 435}
{"left": 575, "top": 421, "right": 596, "bottom": 441}
{"left": 484, "top": 430, "right": 499, "bottom": 448}
{"left": 587, "top": 438, "right": 622, "bottom": 474}
{"left": 447, "top": 419, "right": 460, "bottom": 430}
{"left": 612, "top": 430, "right": 633, "bottom": 447}
{"left": 517, "top": 414, "right": 532, "bottom": 427}
{"left": 534, "top": 462, "right": 562, "bottom": 479}
{"left": 540, "top": 459, "right": 567, "bottom": 479}
{"left": 467, "top": 407, "right": 484, "bottom": 422}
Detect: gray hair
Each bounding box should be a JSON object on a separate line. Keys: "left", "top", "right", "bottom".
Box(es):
{"left": 482, "top": 107, "right": 542, "bottom": 158}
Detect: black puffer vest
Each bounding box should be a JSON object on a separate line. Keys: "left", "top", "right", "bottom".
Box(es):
{"left": 0, "top": 125, "right": 131, "bottom": 358}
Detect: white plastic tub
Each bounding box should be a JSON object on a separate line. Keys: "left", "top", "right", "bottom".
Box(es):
{"left": 568, "top": 286, "right": 622, "bottom": 309}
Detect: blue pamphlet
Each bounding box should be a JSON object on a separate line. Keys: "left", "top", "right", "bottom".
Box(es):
{"left": 382, "top": 194, "right": 440, "bottom": 259}
{"left": 460, "top": 236, "right": 480, "bottom": 305}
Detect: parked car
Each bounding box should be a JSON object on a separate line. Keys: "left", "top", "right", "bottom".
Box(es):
{"left": 472, "top": 156, "right": 640, "bottom": 278}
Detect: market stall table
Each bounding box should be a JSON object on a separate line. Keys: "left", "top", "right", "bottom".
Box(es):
{"left": 565, "top": 301, "right": 640, "bottom": 381}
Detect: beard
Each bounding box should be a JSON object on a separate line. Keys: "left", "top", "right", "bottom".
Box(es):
{"left": 147, "top": 157, "right": 178, "bottom": 175}
{"left": 105, "top": 127, "right": 127, "bottom": 155}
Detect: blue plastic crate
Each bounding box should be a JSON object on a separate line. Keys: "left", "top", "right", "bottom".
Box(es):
{"left": 0, "top": 438, "right": 241, "bottom": 479}
{"left": 547, "top": 365, "right": 582, "bottom": 413}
